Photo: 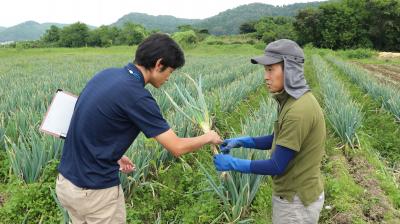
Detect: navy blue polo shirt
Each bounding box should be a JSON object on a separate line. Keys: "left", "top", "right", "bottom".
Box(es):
{"left": 58, "top": 63, "right": 170, "bottom": 189}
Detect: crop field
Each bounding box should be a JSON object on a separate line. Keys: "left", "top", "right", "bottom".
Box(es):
{"left": 0, "top": 45, "right": 399, "bottom": 223}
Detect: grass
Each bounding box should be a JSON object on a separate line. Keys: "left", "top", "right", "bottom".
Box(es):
{"left": 123, "top": 78, "right": 270, "bottom": 223}
{"left": 322, "top": 143, "right": 366, "bottom": 224}
{"left": 304, "top": 50, "right": 369, "bottom": 223}
{"left": 351, "top": 57, "right": 400, "bottom": 66}
{"left": 0, "top": 44, "right": 265, "bottom": 223}
{"left": 216, "top": 86, "right": 268, "bottom": 137}
{"left": 326, "top": 57, "right": 400, "bottom": 215}
{"left": 249, "top": 179, "right": 273, "bottom": 223}
{"left": 306, "top": 50, "right": 399, "bottom": 223}
{"left": 312, "top": 54, "right": 363, "bottom": 146}
{"left": 0, "top": 45, "right": 399, "bottom": 223}
{"left": 327, "top": 56, "right": 400, "bottom": 122}
{"left": 199, "top": 97, "right": 276, "bottom": 223}
{"left": 213, "top": 82, "right": 274, "bottom": 223}
{"left": 335, "top": 48, "right": 377, "bottom": 59}
{"left": 125, "top": 161, "right": 222, "bottom": 223}
{"left": 0, "top": 45, "right": 137, "bottom": 59}
{"left": 327, "top": 56, "right": 400, "bottom": 166}
{"left": 303, "top": 51, "right": 400, "bottom": 222}
{"left": 186, "top": 44, "right": 260, "bottom": 56}
{"left": 0, "top": 43, "right": 261, "bottom": 59}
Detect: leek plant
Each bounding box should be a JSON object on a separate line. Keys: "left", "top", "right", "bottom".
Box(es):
{"left": 119, "top": 134, "right": 156, "bottom": 197}
{"left": 312, "top": 55, "right": 363, "bottom": 147}
{"left": 0, "top": 113, "right": 5, "bottom": 150}
{"left": 201, "top": 63, "right": 258, "bottom": 92}
{"left": 0, "top": 54, "right": 258, "bottom": 185}
{"left": 157, "top": 110, "right": 199, "bottom": 164}
{"left": 326, "top": 56, "right": 400, "bottom": 122}
{"left": 148, "top": 56, "right": 251, "bottom": 113}
{"left": 208, "top": 68, "right": 263, "bottom": 113}
{"left": 119, "top": 113, "right": 197, "bottom": 197}
{"left": 5, "top": 128, "right": 62, "bottom": 183}
{"left": 199, "top": 98, "right": 277, "bottom": 223}
{"left": 164, "top": 73, "right": 218, "bottom": 154}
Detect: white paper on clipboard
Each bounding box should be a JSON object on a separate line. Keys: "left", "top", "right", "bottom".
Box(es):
{"left": 39, "top": 90, "right": 78, "bottom": 139}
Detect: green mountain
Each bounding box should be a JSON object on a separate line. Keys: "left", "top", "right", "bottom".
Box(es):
{"left": 195, "top": 2, "right": 324, "bottom": 35}
{"left": 112, "top": 12, "right": 200, "bottom": 33}
{"left": 0, "top": 1, "right": 325, "bottom": 41}
{"left": 0, "top": 21, "right": 67, "bottom": 42}
{"left": 112, "top": 2, "right": 323, "bottom": 35}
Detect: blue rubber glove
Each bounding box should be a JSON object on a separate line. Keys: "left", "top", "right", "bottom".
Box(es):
{"left": 220, "top": 136, "right": 256, "bottom": 154}
{"left": 213, "top": 154, "right": 251, "bottom": 172}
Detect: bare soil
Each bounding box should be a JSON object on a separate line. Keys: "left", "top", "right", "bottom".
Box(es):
{"left": 329, "top": 155, "right": 367, "bottom": 224}
{"left": 353, "top": 62, "right": 400, "bottom": 87}
{"left": 332, "top": 212, "right": 353, "bottom": 224}
{"left": 347, "top": 156, "right": 400, "bottom": 223}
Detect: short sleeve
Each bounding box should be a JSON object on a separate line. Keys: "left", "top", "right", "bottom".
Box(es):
{"left": 125, "top": 95, "right": 170, "bottom": 138}
{"left": 275, "top": 113, "right": 311, "bottom": 152}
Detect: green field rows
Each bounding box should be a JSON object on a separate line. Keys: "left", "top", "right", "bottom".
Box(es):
{"left": 0, "top": 45, "right": 399, "bottom": 223}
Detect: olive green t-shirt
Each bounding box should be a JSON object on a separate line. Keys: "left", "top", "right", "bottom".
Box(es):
{"left": 271, "top": 91, "right": 326, "bottom": 206}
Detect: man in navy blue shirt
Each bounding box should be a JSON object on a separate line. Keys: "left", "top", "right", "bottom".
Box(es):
{"left": 56, "top": 34, "right": 222, "bottom": 224}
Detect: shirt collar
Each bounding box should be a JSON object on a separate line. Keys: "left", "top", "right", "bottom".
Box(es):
{"left": 125, "top": 63, "right": 145, "bottom": 86}
{"left": 273, "top": 90, "right": 290, "bottom": 107}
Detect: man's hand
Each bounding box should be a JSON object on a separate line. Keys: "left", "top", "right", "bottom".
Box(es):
{"left": 213, "top": 154, "right": 251, "bottom": 172}
{"left": 220, "top": 136, "right": 255, "bottom": 154}
{"left": 118, "top": 155, "right": 135, "bottom": 174}
{"left": 154, "top": 129, "right": 223, "bottom": 157}
{"left": 206, "top": 130, "right": 223, "bottom": 145}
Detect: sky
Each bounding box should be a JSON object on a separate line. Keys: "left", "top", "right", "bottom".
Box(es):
{"left": 0, "top": 0, "right": 322, "bottom": 27}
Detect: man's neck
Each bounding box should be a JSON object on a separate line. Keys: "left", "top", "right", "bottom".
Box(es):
{"left": 134, "top": 64, "right": 150, "bottom": 85}
{"left": 273, "top": 90, "right": 289, "bottom": 104}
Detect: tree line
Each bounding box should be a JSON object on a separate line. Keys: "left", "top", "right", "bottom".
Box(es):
{"left": 38, "top": 23, "right": 209, "bottom": 48}
{"left": 10, "top": 0, "right": 398, "bottom": 51}
{"left": 41, "top": 22, "right": 149, "bottom": 47}
{"left": 240, "top": 0, "right": 399, "bottom": 51}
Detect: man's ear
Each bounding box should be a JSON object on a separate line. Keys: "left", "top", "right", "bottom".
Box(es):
{"left": 155, "top": 58, "right": 163, "bottom": 71}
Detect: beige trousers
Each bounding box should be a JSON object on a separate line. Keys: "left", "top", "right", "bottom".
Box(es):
{"left": 55, "top": 174, "right": 126, "bottom": 224}
{"left": 272, "top": 192, "right": 324, "bottom": 224}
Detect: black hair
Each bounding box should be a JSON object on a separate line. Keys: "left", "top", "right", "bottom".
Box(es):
{"left": 134, "top": 33, "right": 185, "bottom": 71}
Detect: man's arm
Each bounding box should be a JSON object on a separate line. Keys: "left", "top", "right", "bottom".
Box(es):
{"left": 250, "top": 145, "right": 295, "bottom": 175}
{"left": 252, "top": 134, "right": 274, "bottom": 150}
{"left": 214, "top": 145, "right": 295, "bottom": 175}
{"left": 155, "top": 129, "right": 222, "bottom": 157}
{"left": 220, "top": 134, "right": 274, "bottom": 153}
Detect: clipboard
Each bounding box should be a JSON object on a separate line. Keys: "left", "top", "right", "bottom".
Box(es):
{"left": 39, "top": 89, "right": 78, "bottom": 139}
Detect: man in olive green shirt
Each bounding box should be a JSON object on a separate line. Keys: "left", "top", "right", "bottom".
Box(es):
{"left": 214, "top": 39, "right": 326, "bottom": 224}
